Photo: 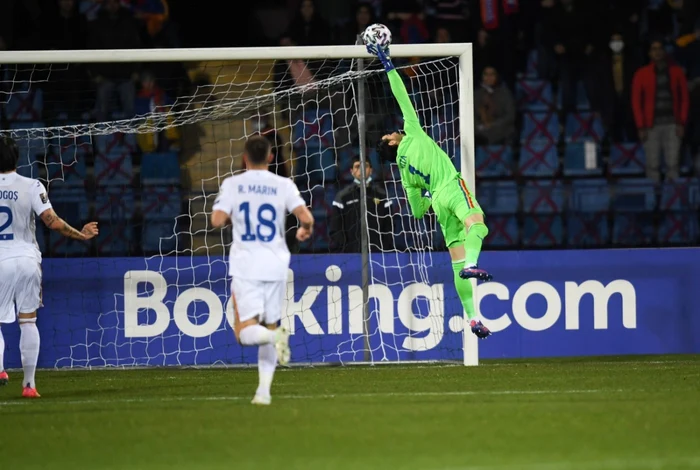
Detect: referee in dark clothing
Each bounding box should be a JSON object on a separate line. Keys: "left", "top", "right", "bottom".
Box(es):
{"left": 330, "top": 157, "right": 395, "bottom": 253}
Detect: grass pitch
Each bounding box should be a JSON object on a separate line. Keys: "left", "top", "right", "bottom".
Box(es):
{"left": 1, "top": 355, "right": 699, "bottom": 470}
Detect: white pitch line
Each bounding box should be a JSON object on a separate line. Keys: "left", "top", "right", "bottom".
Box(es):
{"left": 0, "top": 389, "right": 624, "bottom": 407}
{"left": 437, "top": 456, "right": 700, "bottom": 470}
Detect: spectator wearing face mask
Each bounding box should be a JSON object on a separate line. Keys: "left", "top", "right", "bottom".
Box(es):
{"left": 474, "top": 66, "right": 516, "bottom": 146}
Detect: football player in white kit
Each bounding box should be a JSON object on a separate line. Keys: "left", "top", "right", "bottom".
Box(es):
{"left": 0, "top": 136, "right": 98, "bottom": 397}
{"left": 211, "top": 135, "right": 314, "bottom": 405}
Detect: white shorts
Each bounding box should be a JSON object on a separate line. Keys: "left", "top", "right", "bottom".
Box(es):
{"left": 231, "top": 277, "right": 285, "bottom": 325}
{"left": 0, "top": 258, "right": 42, "bottom": 323}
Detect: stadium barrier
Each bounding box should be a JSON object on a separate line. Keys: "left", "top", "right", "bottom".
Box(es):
{"left": 2, "top": 248, "right": 699, "bottom": 368}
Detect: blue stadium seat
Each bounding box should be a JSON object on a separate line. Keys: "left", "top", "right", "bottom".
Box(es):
{"left": 557, "top": 81, "right": 590, "bottom": 111}
{"left": 478, "top": 180, "right": 519, "bottom": 214}
{"left": 49, "top": 229, "right": 89, "bottom": 256}
{"left": 516, "top": 79, "right": 554, "bottom": 111}
{"left": 476, "top": 145, "right": 513, "bottom": 178}
{"left": 520, "top": 112, "right": 559, "bottom": 144}
{"left": 518, "top": 140, "right": 558, "bottom": 177}
{"left": 612, "top": 213, "right": 654, "bottom": 245}
{"left": 291, "top": 108, "right": 334, "bottom": 150}
{"left": 140, "top": 151, "right": 180, "bottom": 185}
{"left": 564, "top": 112, "right": 604, "bottom": 143}
{"left": 612, "top": 178, "right": 656, "bottom": 212}
{"left": 142, "top": 222, "right": 178, "bottom": 254}
{"left": 563, "top": 141, "right": 603, "bottom": 176}
{"left": 94, "top": 133, "right": 137, "bottom": 156}
{"left": 95, "top": 188, "right": 135, "bottom": 222}
{"left": 567, "top": 179, "right": 610, "bottom": 247}
{"left": 659, "top": 177, "right": 700, "bottom": 211}
{"left": 523, "top": 214, "right": 563, "bottom": 247}
{"left": 141, "top": 185, "right": 181, "bottom": 221}
{"left": 48, "top": 186, "right": 90, "bottom": 221}
{"left": 4, "top": 85, "right": 43, "bottom": 121}
{"left": 43, "top": 151, "right": 86, "bottom": 187}
{"left": 569, "top": 179, "right": 610, "bottom": 212}
{"left": 658, "top": 212, "right": 699, "bottom": 245}
{"left": 295, "top": 148, "right": 337, "bottom": 184}
{"left": 484, "top": 215, "right": 519, "bottom": 247}
{"left": 522, "top": 180, "right": 566, "bottom": 213}
{"left": 94, "top": 152, "right": 133, "bottom": 186}
{"left": 609, "top": 142, "right": 646, "bottom": 176}
{"left": 523, "top": 49, "right": 538, "bottom": 79}
{"left": 10, "top": 122, "right": 47, "bottom": 170}
{"left": 96, "top": 222, "right": 132, "bottom": 256}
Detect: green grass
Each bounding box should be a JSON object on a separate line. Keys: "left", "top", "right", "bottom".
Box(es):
{"left": 1, "top": 356, "right": 699, "bottom": 470}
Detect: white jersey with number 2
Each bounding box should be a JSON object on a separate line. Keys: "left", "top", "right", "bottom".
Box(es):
{"left": 212, "top": 169, "right": 305, "bottom": 281}
{"left": 0, "top": 172, "right": 52, "bottom": 262}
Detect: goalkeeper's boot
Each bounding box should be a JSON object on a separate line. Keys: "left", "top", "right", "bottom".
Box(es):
{"left": 470, "top": 320, "right": 491, "bottom": 339}
{"left": 459, "top": 266, "right": 493, "bottom": 282}
{"left": 274, "top": 327, "right": 291, "bottom": 366}
{"left": 0, "top": 371, "right": 8, "bottom": 386}
{"left": 22, "top": 384, "right": 40, "bottom": 398}
{"left": 251, "top": 395, "right": 271, "bottom": 406}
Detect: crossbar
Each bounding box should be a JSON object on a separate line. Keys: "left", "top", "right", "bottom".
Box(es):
{"left": 0, "top": 44, "right": 472, "bottom": 64}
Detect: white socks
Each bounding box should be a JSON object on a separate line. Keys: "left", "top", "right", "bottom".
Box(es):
{"left": 256, "top": 343, "right": 277, "bottom": 399}
{"left": 0, "top": 325, "right": 5, "bottom": 371}
{"left": 20, "top": 322, "right": 40, "bottom": 389}
{"left": 238, "top": 324, "right": 276, "bottom": 346}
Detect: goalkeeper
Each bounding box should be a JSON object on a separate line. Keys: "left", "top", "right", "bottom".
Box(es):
{"left": 367, "top": 43, "right": 492, "bottom": 338}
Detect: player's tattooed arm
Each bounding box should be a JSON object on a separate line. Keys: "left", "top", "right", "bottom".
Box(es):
{"left": 40, "top": 209, "right": 99, "bottom": 241}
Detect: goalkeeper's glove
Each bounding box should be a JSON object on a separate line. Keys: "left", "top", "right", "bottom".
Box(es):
{"left": 366, "top": 43, "right": 394, "bottom": 72}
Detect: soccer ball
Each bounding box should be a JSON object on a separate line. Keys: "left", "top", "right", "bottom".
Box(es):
{"left": 362, "top": 23, "right": 392, "bottom": 49}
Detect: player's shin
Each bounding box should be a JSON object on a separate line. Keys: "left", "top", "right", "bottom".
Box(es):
{"left": 19, "top": 320, "right": 40, "bottom": 389}
{"left": 0, "top": 325, "right": 5, "bottom": 372}
{"left": 238, "top": 324, "right": 276, "bottom": 346}
{"left": 452, "top": 260, "right": 477, "bottom": 319}
{"left": 256, "top": 343, "right": 277, "bottom": 399}
{"left": 465, "top": 223, "right": 488, "bottom": 267}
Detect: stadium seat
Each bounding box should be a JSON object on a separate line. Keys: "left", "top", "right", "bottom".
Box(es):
{"left": 291, "top": 108, "right": 334, "bottom": 150}
{"left": 48, "top": 186, "right": 90, "bottom": 221}
{"left": 523, "top": 214, "right": 564, "bottom": 247}
{"left": 608, "top": 142, "right": 646, "bottom": 176}
{"left": 569, "top": 179, "right": 610, "bottom": 212}
{"left": 659, "top": 177, "right": 700, "bottom": 211}
{"left": 564, "top": 112, "right": 604, "bottom": 143}
{"left": 49, "top": 228, "right": 89, "bottom": 257}
{"left": 94, "top": 152, "right": 133, "bottom": 186}
{"left": 4, "top": 85, "right": 43, "bottom": 121}
{"left": 295, "top": 148, "right": 337, "bottom": 185}
{"left": 141, "top": 185, "right": 182, "bottom": 221}
{"left": 557, "top": 81, "right": 590, "bottom": 111}
{"left": 562, "top": 141, "right": 603, "bottom": 176}
{"left": 96, "top": 222, "right": 132, "bottom": 256}
{"left": 483, "top": 215, "right": 519, "bottom": 247}
{"left": 476, "top": 145, "right": 513, "bottom": 178}
{"left": 612, "top": 178, "right": 656, "bottom": 212}
{"left": 94, "top": 133, "right": 137, "bottom": 156}
{"left": 140, "top": 151, "right": 180, "bottom": 185}
{"left": 518, "top": 140, "right": 558, "bottom": 177}
{"left": 95, "top": 188, "right": 135, "bottom": 222}
{"left": 523, "top": 49, "right": 538, "bottom": 79}
{"left": 657, "top": 212, "right": 700, "bottom": 245}
{"left": 567, "top": 179, "right": 610, "bottom": 247}
{"left": 142, "top": 222, "right": 178, "bottom": 254}
{"left": 516, "top": 79, "right": 554, "bottom": 111}
{"left": 42, "top": 151, "right": 87, "bottom": 187}
{"left": 521, "top": 180, "right": 566, "bottom": 213}
{"left": 478, "top": 180, "right": 519, "bottom": 214}
{"left": 612, "top": 213, "right": 655, "bottom": 245}
{"left": 10, "top": 122, "right": 47, "bottom": 168}
{"left": 520, "top": 111, "right": 559, "bottom": 144}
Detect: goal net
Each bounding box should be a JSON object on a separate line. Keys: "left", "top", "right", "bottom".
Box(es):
{"left": 0, "top": 44, "right": 477, "bottom": 368}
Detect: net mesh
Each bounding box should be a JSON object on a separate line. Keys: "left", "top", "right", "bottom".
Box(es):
{"left": 0, "top": 53, "right": 464, "bottom": 367}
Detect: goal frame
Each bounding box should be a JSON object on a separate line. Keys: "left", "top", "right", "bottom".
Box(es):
{"left": 0, "top": 43, "right": 479, "bottom": 366}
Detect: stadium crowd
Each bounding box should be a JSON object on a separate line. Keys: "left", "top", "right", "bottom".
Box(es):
{"left": 0, "top": 0, "right": 699, "bottom": 255}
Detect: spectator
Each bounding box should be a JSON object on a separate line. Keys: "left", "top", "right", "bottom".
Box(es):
{"left": 631, "top": 39, "right": 689, "bottom": 182}
{"left": 88, "top": 0, "right": 142, "bottom": 120}
{"left": 381, "top": 0, "right": 429, "bottom": 44}
{"left": 338, "top": 3, "right": 376, "bottom": 45}
{"left": 287, "top": 0, "right": 332, "bottom": 46}
{"left": 134, "top": 71, "right": 179, "bottom": 152}
{"left": 330, "top": 157, "right": 394, "bottom": 253}
{"left": 474, "top": 66, "right": 516, "bottom": 146}
{"left": 424, "top": 0, "right": 471, "bottom": 42}
{"left": 597, "top": 31, "right": 642, "bottom": 142}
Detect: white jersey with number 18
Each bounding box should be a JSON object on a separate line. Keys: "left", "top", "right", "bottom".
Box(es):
{"left": 0, "top": 172, "right": 52, "bottom": 263}
{"left": 212, "top": 169, "right": 305, "bottom": 281}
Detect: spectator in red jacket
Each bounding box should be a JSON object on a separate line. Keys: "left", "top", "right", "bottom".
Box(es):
{"left": 631, "top": 39, "right": 689, "bottom": 182}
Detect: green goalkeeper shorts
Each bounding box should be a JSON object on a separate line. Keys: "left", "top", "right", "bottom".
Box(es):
{"left": 433, "top": 175, "right": 485, "bottom": 248}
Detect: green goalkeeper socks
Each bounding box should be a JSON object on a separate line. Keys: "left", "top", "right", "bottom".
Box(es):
{"left": 452, "top": 260, "right": 476, "bottom": 319}
{"left": 464, "top": 223, "right": 488, "bottom": 267}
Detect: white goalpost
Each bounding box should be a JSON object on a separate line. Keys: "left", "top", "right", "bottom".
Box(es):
{"left": 0, "top": 43, "right": 479, "bottom": 368}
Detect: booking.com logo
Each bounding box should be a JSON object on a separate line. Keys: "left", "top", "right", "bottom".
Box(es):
{"left": 121, "top": 265, "right": 637, "bottom": 351}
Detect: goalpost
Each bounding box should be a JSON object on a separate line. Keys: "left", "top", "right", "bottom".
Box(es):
{"left": 0, "top": 43, "right": 479, "bottom": 368}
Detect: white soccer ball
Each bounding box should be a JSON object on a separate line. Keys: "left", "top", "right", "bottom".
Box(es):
{"left": 362, "top": 23, "right": 392, "bottom": 49}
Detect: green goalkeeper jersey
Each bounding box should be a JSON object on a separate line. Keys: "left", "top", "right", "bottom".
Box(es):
{"left": 387, "top": 69, "right": 461, "bottom": 219}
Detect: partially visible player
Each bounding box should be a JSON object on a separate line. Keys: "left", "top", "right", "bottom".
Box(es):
{"left": 365, "top": 41, "right": 492, "bottom": 338}
{"left": 211, "top": 135, "right": 313, "bottom": 405}
{"left": 0, "top": 136, "right": 98, "bottom": 397}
